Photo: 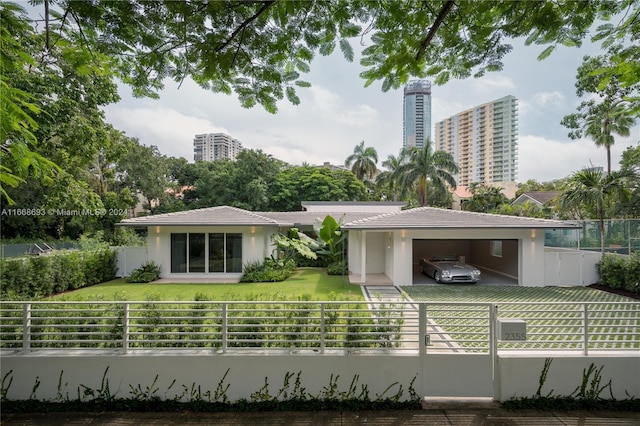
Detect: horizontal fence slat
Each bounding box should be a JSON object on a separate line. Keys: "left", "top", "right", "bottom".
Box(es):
{"left": 1, "top": 301, "right": 638, "bottom": 354}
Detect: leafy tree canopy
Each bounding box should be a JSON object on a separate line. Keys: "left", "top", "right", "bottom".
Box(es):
{"left": 26, "top": 0, "right": 638, "bottom": 112}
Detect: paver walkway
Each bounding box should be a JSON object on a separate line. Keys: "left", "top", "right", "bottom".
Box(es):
{"left": 4, "top": 408, "right": 640, "bottom": 425}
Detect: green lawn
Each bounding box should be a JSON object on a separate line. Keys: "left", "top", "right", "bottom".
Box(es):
{"left": 49, "top": 267, "right": 364, "bottom": 301}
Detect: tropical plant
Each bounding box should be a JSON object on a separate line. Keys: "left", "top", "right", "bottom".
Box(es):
{"left": 345, "top": 141, "right": 378, "bottom": 182}
{"left": 583, "top": 103, "right": 634, "bottom": 174}
{"left": 313, "top": 215, "right": 347, "bottom": 274}
{"left": 559, "top": 168, "right": 630, "bottom": 258}
{"left": 126, "top": 261, "right": 162, "bottom": 283}
{"left": 463, "top": 183, "right": 509, "bottom": 213}
{"left": 271, "top": 228, "right": 319, "bottom": 264}
{"left": 376, "top": 153, "right": 407, "bottom": 201}
{"left": 397, "top": 139, "right": 458, "bottom": 207}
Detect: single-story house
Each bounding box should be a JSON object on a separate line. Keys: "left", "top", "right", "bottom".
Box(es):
{"left": 512, "top": 191, "right": 561, "bottom": 209}
{"left": 119, "top": 202, "right": 579, "bottom": 286}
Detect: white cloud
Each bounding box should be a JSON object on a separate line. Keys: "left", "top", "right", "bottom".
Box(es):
{"left": 531, "top": 91, "right": 566, "bottom": 109}
{"left": 104, "top": 106, "right": 229, "bottom": 160}
{"left": 517, "top": 134, "right": 630, "bottom": 182}
{"left": 470, "top": 75, "right": 515, "bottom": 92}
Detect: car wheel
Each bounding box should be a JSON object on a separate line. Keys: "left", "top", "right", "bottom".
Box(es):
{"left": 434, "top": 271, "right": 441, "bottom": 283}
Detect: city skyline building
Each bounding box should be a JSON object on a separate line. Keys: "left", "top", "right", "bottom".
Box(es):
{"left": 403, "top": 80, "right": 432, "bottom": 149}
{"left": 193, "top": 133, "right": 243, "bottom": 162}
{"left": 434, "top": 95, "right": 518, "bottom": 188}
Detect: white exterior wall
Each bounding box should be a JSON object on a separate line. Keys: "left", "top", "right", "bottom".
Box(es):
{"left": 498, "top": 354, "right": 640, "bottom": 400}
{"left": 147, "top": 226, "right": 277, "bottom": 279}
{"left": 112, "top": 246, "right": 149, "bottom": 277}
{"left": 544, "top": 248, "right": 601, "bottom": 286}
{"left": 3, "top": 353, "right": 638, "bottom": 402}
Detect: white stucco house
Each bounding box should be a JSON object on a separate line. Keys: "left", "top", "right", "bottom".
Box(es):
{"left": 119, "top": 202, "right": 580, "bottom": 286}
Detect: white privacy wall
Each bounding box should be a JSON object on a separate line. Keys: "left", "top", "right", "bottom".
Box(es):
{"left": 2, "top": 353, "right": 639, "bottom": 402}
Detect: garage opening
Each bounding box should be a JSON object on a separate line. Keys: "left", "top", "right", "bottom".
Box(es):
{"left": 412, "top": 239, "right": 519, "bottom": 285}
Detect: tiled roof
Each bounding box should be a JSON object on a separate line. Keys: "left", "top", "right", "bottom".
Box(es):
{"left": 120, "top": 205, "right": 578, "bottom": 230}
{"left": 341, "top": 207, "right": 578, "bottom": 229}
{"left": 120, "top": 206, "right": 281, "bottom": 226}
{"left": 257, "top": 211, "right": 376, "bottom": 227}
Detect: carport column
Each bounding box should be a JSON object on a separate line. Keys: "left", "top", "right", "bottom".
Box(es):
{"left": 360, "top": 231, "right": 367, "bottom": 283}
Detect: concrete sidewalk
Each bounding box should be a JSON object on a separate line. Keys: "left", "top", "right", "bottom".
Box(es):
{"left": 3, "top": 408, "right": 640, "bottom": 425}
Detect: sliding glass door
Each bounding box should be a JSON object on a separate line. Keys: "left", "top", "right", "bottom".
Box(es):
{"left": 171, "top": 232, "right": 243, "bottom": 273}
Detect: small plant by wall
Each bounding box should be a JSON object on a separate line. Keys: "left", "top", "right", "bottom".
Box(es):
{"left": 503, "top": 358, "right": 640, "bottom": 411}
{"left": 125, "top": 261, "right": 161, "bottom": 283}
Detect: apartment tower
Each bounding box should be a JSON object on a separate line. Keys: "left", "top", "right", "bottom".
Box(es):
{"left": 403, "top": 80, "right": 432, "bottom": 149}
{"left": 434, "top": 95, "right": 518, "bottom": 187}
{"left": 193, "top": 133, "right": 243, "bottom": 162}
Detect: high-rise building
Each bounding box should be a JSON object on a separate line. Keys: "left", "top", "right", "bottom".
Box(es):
{"left": 193, "top": 133, "right": 243, "bottom": 162}
{"left": 403, "top": 80, "right": 432, "bottom": 149}
{"left": 435, "top": 95, "right": 518, "bottom": 187}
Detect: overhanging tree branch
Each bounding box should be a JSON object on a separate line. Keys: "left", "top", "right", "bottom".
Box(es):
{"left": 415, "top": 0, "right": 456, "bottom": 61}
{"left": 216, "top": 0, "right": 277, "bottom": 53}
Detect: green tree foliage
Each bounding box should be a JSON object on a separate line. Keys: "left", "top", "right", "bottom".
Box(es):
{"left": 559, "top": 168, "right": 631, "bottom": 257}
{"left": 29, "top": 1, "right": 638, "bottom": 112}
{"left": 396, "top": 139, "right": 458, "bottom": 207}
{"left": 183, "top": 150, "right": 286, "bottom": 211}
{"left": 117, "top": 141, "right": 172, "bottom": 212}
{"left": 270, "top": 165, "right": 368, "bottom": 211}
{"left": 463, "top": 183, "right": 509, "bottom": 213}
{"left": 0, "top": 3, "right": 60, "bottom": 203}
{"left": 345, "top": 141, "right": 378, "bottom": 182}
{"left": 612, "top": 145, "right": 640, "bottom": 218}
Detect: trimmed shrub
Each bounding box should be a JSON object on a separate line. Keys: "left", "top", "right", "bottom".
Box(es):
{"left": 599, "top": 253, "right": 640, "bottom": 293}
{"left": 0, "top": 247, "right": 117, "bottom": 299}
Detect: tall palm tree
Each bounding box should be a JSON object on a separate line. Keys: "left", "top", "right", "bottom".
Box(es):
{"left": 398, "top": 139, "right": 458, "bottom": 207}
{"left": 376, "top": 153, "right": 406, "bottom": 201}
{"left": 585, "top": 103, "right": 634, "bottom": 174}
{"left": 559, "top": 168, "right": 630, "bottom": 258}
{"left": 345, "top": 141, "right": 378, "bottom": 181}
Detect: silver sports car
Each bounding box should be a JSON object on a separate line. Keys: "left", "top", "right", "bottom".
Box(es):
{"left": 420, "top": 254, "right": 481, "bottom": 284}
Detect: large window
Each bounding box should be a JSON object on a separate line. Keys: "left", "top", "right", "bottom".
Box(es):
{"left": 171, "top": 234, "right": 187, "bottom": 273}
{"left": 171, "top": 232, "right": 243, "bottom": 273}
{"left": 189, "top": 233, "right": 206, "bottom": 272}
{"left": 490, "top": 240, "right": 503, "bottom": 258}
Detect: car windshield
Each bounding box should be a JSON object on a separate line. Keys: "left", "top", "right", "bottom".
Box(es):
{"left": 433, "top": 255, "right": 458, "bottom": 262}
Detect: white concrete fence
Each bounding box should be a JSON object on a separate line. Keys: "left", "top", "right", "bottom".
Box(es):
{"left": 2, "top": 301, "right": 638, "bottom": 402}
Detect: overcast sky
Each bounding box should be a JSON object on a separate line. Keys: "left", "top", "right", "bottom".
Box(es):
{"left": 103, "top": 33, "right": 639, "bottom": 184}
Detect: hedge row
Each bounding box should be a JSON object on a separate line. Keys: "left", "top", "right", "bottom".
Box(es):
{"left": 0, "top": 248, "right": 117, "bottom": 299}
{"left": 599, "top": 253, "right": 640, "bottom": 293}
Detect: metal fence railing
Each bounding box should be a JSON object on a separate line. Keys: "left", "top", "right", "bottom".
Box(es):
{"left": 1, "top": 301, "right": 638, "bottom": 355}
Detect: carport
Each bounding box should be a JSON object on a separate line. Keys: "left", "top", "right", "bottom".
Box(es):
{"left": 343, "top": 207, "right": 580, "bottom": 287}
{"left": 412, "top": 239, "right": 519, "bottom": 286}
